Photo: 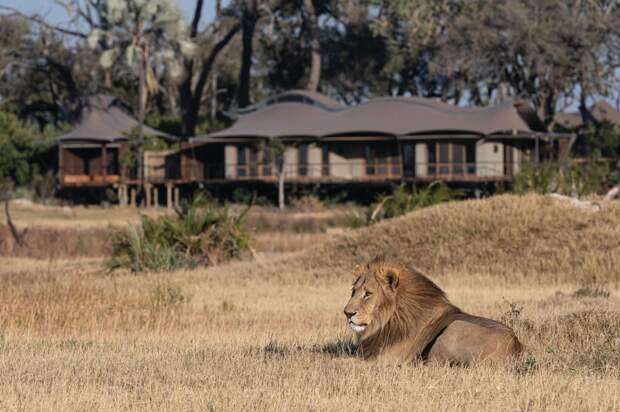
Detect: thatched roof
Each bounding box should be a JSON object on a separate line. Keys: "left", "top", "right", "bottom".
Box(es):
{"left": 57, "top": 95, "right": 176, "bottom": 145}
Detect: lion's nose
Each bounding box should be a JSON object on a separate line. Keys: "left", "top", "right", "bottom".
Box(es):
{"left": 344, "top": 309, "right": 357, "bottom": 319}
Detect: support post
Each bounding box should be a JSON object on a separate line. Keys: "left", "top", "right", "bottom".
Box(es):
{"left": 174, "top": 187, "right": 180, "bottom": 208}
{"left": 130, "top": 188, "right": 137, "bottom": 208}
{"left": 58, "top": 144, "right": 64, "bottom": 185}
{"left": 101, "top": 144, "right": 107, "bottom": 180}
{"left": 144, "top": 184, "right": 152, "bottom": 209}
{"left": 153, "top": 187, "right": 159, "bottom": 208}
{"left": 166, "top": 183, "right": 173, "bottom": 210}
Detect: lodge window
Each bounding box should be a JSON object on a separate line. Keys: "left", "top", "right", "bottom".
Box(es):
{"left": 237, "top": 145, "right": 247, "bottom": 177}
{"left": 298, "top": 143, "right": 308, "bottom": 177}
{"left": 263, "top": 147, "right": 272, "bottom": 176}
{"left": 249, "top": 146, "right": 258, "bottom": 177}
{"left": 427, "top": 142, "right": 476, "bottom": 176}
{"left": 365, "top": 144, "right": 376, "bottom": 175}
{"left": 402, "top": 142, "right": 415, "bottom": 177}
{"left": 365, "top": 143, "right": 399, "bottom": 176}
{"left": 237, "top": 145, "right": 259, "bottom": 177}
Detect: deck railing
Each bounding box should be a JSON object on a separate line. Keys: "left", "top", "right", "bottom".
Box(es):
{"left": 182, "top": 161, "right": 518, "bottom": 183}
{"left": 61, "top": 161, "right": 520, "bottom": 185}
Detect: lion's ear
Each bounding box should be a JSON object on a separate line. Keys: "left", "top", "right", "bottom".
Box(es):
{"left": 380, "top": 269, "right": 400, "bottom": 290}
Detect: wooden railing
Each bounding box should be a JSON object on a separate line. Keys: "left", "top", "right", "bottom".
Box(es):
{"left": 60, "top": 161, "right": 519, "bottom": 186}
{"left": 183, "top": 161, "right": 518, "bottom": 182}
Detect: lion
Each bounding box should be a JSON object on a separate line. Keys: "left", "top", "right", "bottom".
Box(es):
{"left": 343, "top": 258, "right": 522, "bottom": 365}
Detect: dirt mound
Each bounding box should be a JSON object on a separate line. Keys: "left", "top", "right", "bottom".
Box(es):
{"left": 305, "top": 194, "right": 620, "bottom": 283}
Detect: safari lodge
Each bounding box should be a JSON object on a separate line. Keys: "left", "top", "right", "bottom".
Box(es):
{"left": 56, "top": 91, "right": 568, "bottom": 204}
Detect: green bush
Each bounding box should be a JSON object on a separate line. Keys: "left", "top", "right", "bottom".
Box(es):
{"left": 106, "top": 193, "right": 251, "bottom": 273}
{"left": 366, "top": 182, "right": 459, "bottom": 225}
{"left": 0, "top": 111, "right": 55, "bottom": 186}
{"left": 513, "top": 160, "right": 609, "bottom": 197}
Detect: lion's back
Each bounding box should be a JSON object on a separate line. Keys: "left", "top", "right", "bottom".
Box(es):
{"left": 427, "top": 314, "right": 522, "bottom": 365}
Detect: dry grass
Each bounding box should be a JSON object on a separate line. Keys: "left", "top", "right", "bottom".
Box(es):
{"left": 0, "top": 194, "right": 619, "bottom": 410}
{"left": 307, "top": 194, "right": 620, "bottom": 284}
{"left": 1, "top": 203, "right": 355, "bottom": 258}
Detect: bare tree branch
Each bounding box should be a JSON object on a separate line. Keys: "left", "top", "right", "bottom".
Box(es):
{"left": 0, "top": 6, "right": 87, "bottom": 38}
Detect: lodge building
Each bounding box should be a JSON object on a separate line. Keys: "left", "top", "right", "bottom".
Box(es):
{"left": 56, "top": 91, "right": 569, "bottom": 205}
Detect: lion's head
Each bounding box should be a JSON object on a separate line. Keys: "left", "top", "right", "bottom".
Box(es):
{"left": 343, "top": 260, "right": 401, "bottom": 338}
{"left": 343, "top": 258, "right": 455, "bottom": 359}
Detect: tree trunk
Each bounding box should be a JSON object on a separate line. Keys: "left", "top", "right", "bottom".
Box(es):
{"left": 138, "top": 43, "right": 147, "bottom": 199}
{"left": 4, "top": 199, "right": 26, "bottom": 247}
{"left": 179, "top": 22, "right": 240, "bottom": 137}
{"left": 304, "top": 0, "right": 321, "bottom": 92}
{"left": 275, "top": 150, "right": 286, "bottom": 210}
{"left": 278, "top": 164, "right": 285, "bottom": 210}
{"left": 238, "top": 1, "right": 258, "bottom": 109}
{"left": 211, "top": 0, "right": 222, "bottom": 121}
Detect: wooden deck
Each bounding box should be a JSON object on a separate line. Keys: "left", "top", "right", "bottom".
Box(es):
{"left": 58, "top": 161, "right": 517, "bottom": 187}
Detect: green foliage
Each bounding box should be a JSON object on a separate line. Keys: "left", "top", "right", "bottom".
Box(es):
{"left": 106, "top": 193, "right": 251, "bottom": 273}
{"left": 120, "top": 126, "right": 174, "bottom": 170}
{"left": 231, "top": 188, "right": 269, "bottom": 206}
{"left": 579, "top": 121, "right": 620, "bottom": 159}
{"left": 0, "top": 111, "right": 53, "bottom": 186}
{"left": 31, "top": 171, "right": 57, "bottom": 203}
{"left": 86, "top": 0, "right": 195, "bottom": 81}
{"left": 513, "top": 161, "right": 609, "bottom": 197}
{"left": 513, "top": 162, "right": 559, "bottom": 195}
{"left": 145, "top": 113, "right": 183, "bottom": 136}
{"left": 366, "top": 182, "right": 459, "bottom": 225}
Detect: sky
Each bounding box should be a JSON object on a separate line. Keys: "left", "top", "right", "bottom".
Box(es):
{"left": 0, "top": 0, "right": 217, "bottom": 25}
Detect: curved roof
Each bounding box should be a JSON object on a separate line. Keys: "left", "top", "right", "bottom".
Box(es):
{"left": 58, "top": 94, "right": 175, "bottom": 144}
{"left": 554, "top": 101, "right": 620, "bottom": 129}
{"left": 237, "top": 90, "right": 345, "bottom": 115}
{"left": 200, "top": 92, "right": 546, "bottom": 142}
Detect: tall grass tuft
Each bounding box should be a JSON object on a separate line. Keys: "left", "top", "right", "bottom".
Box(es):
{"left": 366, "top": 182, "right": 459, "bottom": 225}
{"left": 106, "top": 193, "right": 251, "bottom": 273}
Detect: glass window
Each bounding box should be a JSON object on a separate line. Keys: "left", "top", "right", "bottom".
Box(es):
{"left": 365, "top": 144, "right": 376, "bottom": 176}
{"left": 237, "top": 145, "right": 247, "bottom": 177}
{"left": 403, "top": 143, "right": 415, "bottom": 177}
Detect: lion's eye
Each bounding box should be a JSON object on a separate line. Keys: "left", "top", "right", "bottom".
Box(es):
{"left": 364, "top": 291, "right": 372, "bottom": 299}
{"left": 351, "top": 289, "right": 355, "bottom": 298}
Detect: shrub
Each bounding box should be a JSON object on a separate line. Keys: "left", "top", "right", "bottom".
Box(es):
{"left": 289, "top": 194, "right": 326, "bottom": 212}
{"left": 366, "top": 182, "right": 459, "bottom": 225}
{"left": 106, "top": 193, "right": 251, "bottom": 273}
{"left": 513, "top": 160, "right": 609, "bottom": 196}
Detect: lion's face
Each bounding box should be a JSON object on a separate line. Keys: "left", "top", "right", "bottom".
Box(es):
{"left": 343, "top": 265, "right": 400, "bottom": 337}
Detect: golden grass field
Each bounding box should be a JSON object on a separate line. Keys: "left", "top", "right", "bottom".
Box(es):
{"left": 0, "top": 194, "right": 619, "bottom": 410}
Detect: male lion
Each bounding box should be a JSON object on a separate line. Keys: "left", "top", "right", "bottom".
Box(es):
{"left": 343, "top": 258, "right": 522, "bottom": 365}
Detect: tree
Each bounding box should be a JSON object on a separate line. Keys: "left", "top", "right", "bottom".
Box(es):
{"left": 434, "top": 0, "right": 620, "bottom": 123}
{"left": 0, "top": 11, "right": 98, "bottom": 126}
{"left": 369, "top": 0, "right": 457, "bottom": 99}
{"left": 178, "top": 0, "right": 241, "bottom": 136}
{"left": 84, "top": 0, "right": 195, "bottom": 186}
{"left": 303, "top": 0, "right": 321, "bottom": 91}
